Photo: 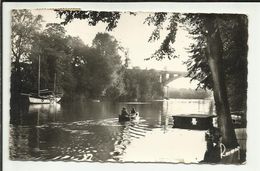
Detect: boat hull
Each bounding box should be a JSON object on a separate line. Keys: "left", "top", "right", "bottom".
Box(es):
{"left": 29, "top": 96, "right": 61, "bottom": 104}
{"left": 172, "top": 114, "right": 215, "bottom": 130}
{"left": 119, "top": 112, "right": 140, "bottom": 122}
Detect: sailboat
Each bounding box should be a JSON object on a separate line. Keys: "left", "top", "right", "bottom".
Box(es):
{"left": 28, "top": 55, "right": 61, "bottom": 104}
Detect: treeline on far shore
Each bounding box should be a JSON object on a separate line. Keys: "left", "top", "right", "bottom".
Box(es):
{"left": 168, "top": 88, "right": 212, "bottom": 99}
{"left": 60, "top": 67, "right": 166, "bottom": 102}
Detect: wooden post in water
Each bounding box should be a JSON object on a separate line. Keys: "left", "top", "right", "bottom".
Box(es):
{"left": 166, "top": 86, "right": 169, "bottom": 99}
{"left": 38, "top": 55, "right": 41, "bottom": 97}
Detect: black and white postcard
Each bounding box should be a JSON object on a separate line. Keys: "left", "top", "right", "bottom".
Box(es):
{"left": 2, "top": 2, "right": 260, "bottom": 171}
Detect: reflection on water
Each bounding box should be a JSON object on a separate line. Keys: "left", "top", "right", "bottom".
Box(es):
{"left": 119, "top": 128, "right": 207, "bottom": 163}
{"left": 10, "top": 99, "right": 214, "bottom": 163}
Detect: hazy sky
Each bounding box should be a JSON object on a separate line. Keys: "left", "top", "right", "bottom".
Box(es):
{"left": 33, "top": 9, "right": 193, "bottom": 72}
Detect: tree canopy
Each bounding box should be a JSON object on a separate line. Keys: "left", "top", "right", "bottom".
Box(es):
{"left": 11, "top": 10, "right": 166, "bottom": 103}
{"left": 11, "top": 9, "right": 43, "bottom": 97}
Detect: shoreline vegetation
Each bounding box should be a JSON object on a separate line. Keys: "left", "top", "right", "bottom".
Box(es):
{"left": 11, "top": 10, "right": 247, "bottom": 114}
{"left": 10, "top": 10, "right": 213, "bottom": 106}
{"left": 16, "top": 89, "right": 212, "bottom": 104}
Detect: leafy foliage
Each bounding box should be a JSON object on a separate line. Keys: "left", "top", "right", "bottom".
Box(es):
{"left": 11, "top": 9, "right": 43, "bottom": 63}
{"left": 11, "top": 9, "right": 43, "bottom": 98}
{"left": 11, "top": 10, "right": 165, "bottom": 102}
{"left": 144, "top": 13, "right": 179, "bottom": 60}
{"left": 121, "top": 68, "right": 164, "bottom": 101}
{"left": 56, "top": 10, "right": 121, "bottom": 31}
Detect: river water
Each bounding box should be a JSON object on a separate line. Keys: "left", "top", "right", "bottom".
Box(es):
{"left": 10, "top": 99, "right": 214, "bottom": 163}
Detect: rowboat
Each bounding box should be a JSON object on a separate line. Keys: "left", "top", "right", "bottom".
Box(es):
{"left": 119, "top": 112, "right": 140, "bottom": 122}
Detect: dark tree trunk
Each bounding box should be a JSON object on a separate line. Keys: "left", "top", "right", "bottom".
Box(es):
{"left": 11, "top": 55, "right": 22, "bottom": 104}
{"left": 205, "top": 16, "right": 238, "bottom": 148}
{"left": 15, "top": 57, "right": 22, "bottom": 87}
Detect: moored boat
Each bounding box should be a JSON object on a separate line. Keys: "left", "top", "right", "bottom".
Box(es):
{"left": 25, "top": 55, "right": 62, "bottom": 104}
{"left": 29, "top": 95, "right": 61, "bottom": 104}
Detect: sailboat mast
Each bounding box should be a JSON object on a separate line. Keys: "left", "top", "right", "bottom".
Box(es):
{"left": 38, "top": 55, "right": 41, "bottom": 97}
{"left": 54, "top": 73, "right": 56, "bottom": 94}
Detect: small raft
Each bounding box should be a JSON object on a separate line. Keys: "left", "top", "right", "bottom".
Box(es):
{"left": 172, "top": 114, "right": 215, "bottom": 130}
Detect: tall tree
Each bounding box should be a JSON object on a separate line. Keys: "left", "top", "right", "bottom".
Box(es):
{"left": 87, "top": 33, "right": 123, "bottom": 99}
{"left": 144, "top": 13, "right": 247, "bottom": 148}
{"left": 58, "top": 32, "right": 125, "bottom": 101}
{"left": 28, "top": 23, "right": 68, "bottom": 94}
{"left": 11, "top": 9, "right": 43, "bottom": 96}
{"left": 204, "top": 15, "right": 238, "bottom": 147}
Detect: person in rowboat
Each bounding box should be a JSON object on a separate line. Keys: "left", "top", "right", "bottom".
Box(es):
{"left": 130, "top": 107, "right": 139, "bottom": 118}
{"left": 130, "top": 107, "right": 136, "bottom": 114}
{"left": 121, "top": 107, "right": 129, "bottom": 118}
